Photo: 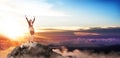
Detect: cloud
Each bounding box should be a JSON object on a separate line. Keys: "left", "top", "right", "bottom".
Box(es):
{"left": 39, "top": 27, "right": 120, "bottom": 37}
{"left": 35, "top": 27, "right": 120, "bottom": 46}
{"left": 74, "top": 32, "right": 100, "bottom": 36}
{"left": 0, "top": 35, "right": 12, "bottom": 50}
{"left": 0, "top": 0, "right": 69, "bottom": 37}
{"left": 0, "top": 0, "right": 67, "bottom": 16}
{"left": 77, "top": 27, "right": 120, "bottom": 38}
{"left": 53, "top": 46, "right": 120, "bottom": 58}
{"left": 0, "top": 27, "right": 120, "bottom": 51}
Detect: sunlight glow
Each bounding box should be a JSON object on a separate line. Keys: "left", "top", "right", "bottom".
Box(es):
{"left": 0, "top": 19, "right": 26, "bottom": 40}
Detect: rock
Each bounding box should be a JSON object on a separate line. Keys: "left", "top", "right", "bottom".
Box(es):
{"left": 7, "top": 42, "right": 65, "bottom": 58}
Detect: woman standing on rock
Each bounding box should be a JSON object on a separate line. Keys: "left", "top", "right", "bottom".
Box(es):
{"left": 25, "top": 15, "right": 35, "bottom": 42}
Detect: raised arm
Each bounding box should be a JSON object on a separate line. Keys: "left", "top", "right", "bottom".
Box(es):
{"left": 25, "top": 15, "right": 29, "bottom": 22}
{"left": 32, "top": 16, "right": 35, "bottom": 24}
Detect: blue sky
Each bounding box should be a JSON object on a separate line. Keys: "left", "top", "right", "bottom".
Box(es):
{"left": 44, "top": 0, "right": 120, "bottom": 27}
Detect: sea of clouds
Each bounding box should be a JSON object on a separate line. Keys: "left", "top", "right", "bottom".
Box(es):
{"left": 53, "top": 46, "right": 120, "bottom": 58}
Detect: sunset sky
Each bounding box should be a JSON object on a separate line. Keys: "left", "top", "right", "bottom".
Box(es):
{"left": 0, "top": 1, "right": 120, "bottom": 54}
{"left": 0, "top": 0, "right": 120, "bottom": 39}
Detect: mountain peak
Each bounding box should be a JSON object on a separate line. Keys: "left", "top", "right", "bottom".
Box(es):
{"left": 7, "top": 42, "right": 65, "bottom": 58}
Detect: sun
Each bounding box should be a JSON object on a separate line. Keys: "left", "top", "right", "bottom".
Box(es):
{"left": 0, "top": 19, "right": 26, "bottom": 40}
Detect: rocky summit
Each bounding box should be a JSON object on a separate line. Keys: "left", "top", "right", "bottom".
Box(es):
{"left": 7, "top": 42, "right": 65, "bottom": 58}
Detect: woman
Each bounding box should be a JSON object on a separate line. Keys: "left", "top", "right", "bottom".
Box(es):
{"left": 25, "top": 16, "right": 35, "bottom": 35}
{"left": 25, "top": 16, "right": 35, "bottom": 42}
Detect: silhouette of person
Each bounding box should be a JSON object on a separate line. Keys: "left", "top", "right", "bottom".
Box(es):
{"left": 25, "top": 16, "right": 35, "bottom": 36}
